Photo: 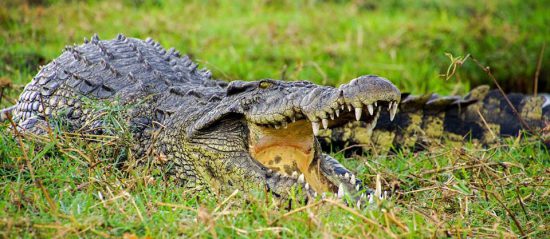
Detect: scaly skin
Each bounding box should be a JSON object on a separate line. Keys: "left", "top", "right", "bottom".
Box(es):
{"left": 2, "top": 35, "right": 401, "bottom": 202}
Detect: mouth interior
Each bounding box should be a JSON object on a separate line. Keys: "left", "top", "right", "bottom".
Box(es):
{"left": 248, "top": 120, "right": 331, "bottom": 192}
{"left": 247, "top": 106, "right": 387, "bottom": 193}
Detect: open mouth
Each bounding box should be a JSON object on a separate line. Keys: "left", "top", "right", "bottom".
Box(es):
{"left": 247, "top": 98, "right": 399, "bottom": 194}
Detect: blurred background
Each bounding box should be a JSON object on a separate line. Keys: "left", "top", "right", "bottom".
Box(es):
{"left": 1, "top": 0, "right": 548, "bottom": 101}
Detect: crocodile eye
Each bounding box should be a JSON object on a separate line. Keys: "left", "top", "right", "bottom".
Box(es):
{"left": 259, "top": 81, "right": 273, "bottom": 89}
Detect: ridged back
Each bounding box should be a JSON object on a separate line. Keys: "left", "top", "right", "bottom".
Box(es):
{"left": 13, "top": 34, "right": 225, "bottom": 126}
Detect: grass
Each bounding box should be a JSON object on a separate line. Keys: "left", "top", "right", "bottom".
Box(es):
{"left": 2, "top": 123, "right": 548, "bottom": 238}
{"left": 0, "top": 0, "right": 549, "bottom": 238}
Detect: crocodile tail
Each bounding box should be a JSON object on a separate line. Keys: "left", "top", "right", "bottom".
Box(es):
{"left": 319, "top": 85, "right": 550, "bottom": 154}
{"left": 0, "top": 106, "right": 15, "bottom": 122}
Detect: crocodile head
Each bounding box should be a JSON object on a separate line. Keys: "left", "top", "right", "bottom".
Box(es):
{"left": 241, "top": 75, "right": 400, "bottom": 193}
{"left": 183, "top": 75, "right": 400, "bottom": 198}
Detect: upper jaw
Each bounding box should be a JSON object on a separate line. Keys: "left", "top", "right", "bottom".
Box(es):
{"left": 246, "top": 75, "right": 401, "bottom": 136}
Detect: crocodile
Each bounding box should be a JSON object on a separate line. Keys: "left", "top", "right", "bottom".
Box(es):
{"left": 1, "top": 34, "right": 549, "bottom": 203}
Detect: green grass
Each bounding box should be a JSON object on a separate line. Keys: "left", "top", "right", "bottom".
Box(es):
{"left": 1, "top": 0, "right": 549, "bottom": 238}
{"left": 1, "top": 124, "right": 549, "bottom": 238}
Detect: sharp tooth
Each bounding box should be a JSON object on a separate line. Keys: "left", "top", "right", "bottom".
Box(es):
{"left": 313, "top": 192, "right": 317, "bottom": 198}
{"left": 322, "top": 192, "right": 327, "bottom": 199}
{"left": 350, "top": 174, "right": 356, "bottom": 185}
{"left": 356, "top": 200, "right": 361, "bottom": 209}
{"left": 354, "top": 107, "right": 362, "bottom": 121}
{"left": 355, "top": 184, "right": 360, "bottom": 191}
{"left": 291, "top": 115, "right": 296, "bottom": 123}
{"left": 282, "top": 121, "right": 288, "bottom": 129}
{"left": 291, "top": 171, "right": 298, "bottom": 178}
{"left": 388, "top": 101, "right": 393, "bottom": 111}
{"left": 373, "top": 107, "right": 381, "bottom": 127}
{"left": 329, "top": 112, "right": 335, "bottom": 120}
{"left": 305, "top": 183, "right": 310, "bottom": 190}
{"left": 335, "top": 109, "right": 340, "bottom": 117}
{"left": 374, "top": 101, "right": 378, "bottom": 107}
{"left": 340, "top": 105, "right": 345, "bottom": 111}
{"left": 347, "top": 104, "right": 352, "bottom": 112}
{"left": 368, "top": 194, "right": 374, "bottom": 204}
{"left": 367, "top": 104, "right": 374, "bottom": 115}
{"left": 322, "top": 118, "right": 329, "bottom": 129}
{"left": 337, "top": 183, "right": 345, "bottom": 199}
{"left": 298, "top": 174, "right": 305, "bottom": 184}
{"left": 390, "top": 101, "right": 398, "bottom": 121}
{"left": 312, "top": 121, "right": 320, "bottom": 136}
{"left": 371, "top": 114, "right": 379, "bottom": 130}
{"left": 344, "top": 173, "right": 350, "bottom": 180}
{"left": 274, "top": 124, "right": 280, "bottom": 129}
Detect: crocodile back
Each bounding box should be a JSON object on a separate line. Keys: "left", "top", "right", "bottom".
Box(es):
{"left": 12, "top": 34, "right": 223, "bottom": 131}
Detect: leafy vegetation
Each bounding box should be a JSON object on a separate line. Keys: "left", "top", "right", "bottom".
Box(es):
{"left": 1, "top": 0, "right": 549, "bottom": 238}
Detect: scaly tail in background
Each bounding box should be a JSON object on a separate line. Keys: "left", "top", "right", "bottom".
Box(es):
{"left": 319, "top": 85, "right": 550, "bottom": 154}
